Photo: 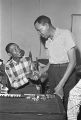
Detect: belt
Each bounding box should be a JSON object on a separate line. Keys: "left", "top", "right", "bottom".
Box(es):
{"left": 50, "top": 63, "right": 68, "bottom": 67}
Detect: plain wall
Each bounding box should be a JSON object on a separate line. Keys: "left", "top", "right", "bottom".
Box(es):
{"left": 1, "top": 0, "right": 81, "bottom": 62}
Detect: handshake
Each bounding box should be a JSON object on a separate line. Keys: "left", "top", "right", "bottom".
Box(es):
{"left": 28, "top": 66, "right": 48, "bottom": 83}
{"left": 27, "top": 61, "right": 49, "bottom": 82}
{"left": 29, "top": 70, "right": 40, "bottom": 81}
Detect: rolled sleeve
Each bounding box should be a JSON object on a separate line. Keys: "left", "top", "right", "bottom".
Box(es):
{"left": 64, "top": 30, "right": 76, "bottom": 52}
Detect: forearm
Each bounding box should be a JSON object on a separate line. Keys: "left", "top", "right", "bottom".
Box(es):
{"left": 11, "top": 78, "right": 29, "bottom": 89}
{"left": 59, "top": 47, "right": 76, "bottom": 88}
{"left": 59, "top": 61, "right": 76, "bottom": 88}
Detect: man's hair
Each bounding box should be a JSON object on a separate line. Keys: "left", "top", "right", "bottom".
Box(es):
{"left": 34, "top": 15, "right": 52, "bottom": 25}
{"left": 5, "top": 43, "right": 15, "bottom": 53}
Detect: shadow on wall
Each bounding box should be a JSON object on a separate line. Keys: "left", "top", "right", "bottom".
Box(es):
{"left": 76, "top": 48, "right": 81, "bottom": 66}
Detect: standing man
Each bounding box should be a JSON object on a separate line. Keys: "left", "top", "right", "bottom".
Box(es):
{"left": 34, "top": 15, "right": 76, "bottom": 111}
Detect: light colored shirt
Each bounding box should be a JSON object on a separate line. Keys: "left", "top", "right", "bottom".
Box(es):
{"left": 45, "top": 28, "right": 76, "bottom": 64}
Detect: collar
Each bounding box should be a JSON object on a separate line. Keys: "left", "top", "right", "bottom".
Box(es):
{"left": 9, "top": 56, "right": 25, "bottom": 65}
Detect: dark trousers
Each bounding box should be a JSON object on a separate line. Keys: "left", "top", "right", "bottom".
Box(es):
{"left": 47, "top": 64, "right": 76, "bottom": 111}
{"left": 9, "top": 81, "right": 40, "bottom": 94}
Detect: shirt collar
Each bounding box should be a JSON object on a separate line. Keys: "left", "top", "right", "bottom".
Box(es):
{"left": 45, "top": 28, "right": 59, "bottom": 48}
{"left": 9, "top": 56, "right": 25, "bottom": 65}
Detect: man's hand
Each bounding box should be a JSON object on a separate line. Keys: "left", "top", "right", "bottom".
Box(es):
{"left": 39, "top": 63, "right": 50, "bottom": 76}
{"left": 30, "top": 71, "right": 40, "bottom": 81}
{"left": 54, "top": 84, "right": 64, "bottom": 99}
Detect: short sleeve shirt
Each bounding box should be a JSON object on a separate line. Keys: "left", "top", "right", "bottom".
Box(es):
{"left": 45, "top": 28, "right": 76, "bottom": 64}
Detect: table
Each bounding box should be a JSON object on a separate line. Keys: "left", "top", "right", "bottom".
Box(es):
{"left": 0, "top": 94, "right": 66, "bottom": 120}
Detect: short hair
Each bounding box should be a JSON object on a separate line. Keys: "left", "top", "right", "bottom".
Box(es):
{"left": 5, "top": 43, "right": 15, "bottom": 53}
{"left": 34, "top": 15, "right": 52, "bottom": 25}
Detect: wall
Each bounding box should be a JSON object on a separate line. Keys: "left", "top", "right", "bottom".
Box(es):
{"left": 1, "top": 0, "right": 40, "bottom": 62}
{"left": 1, "top": 0, "right": 81, "bottom": 62}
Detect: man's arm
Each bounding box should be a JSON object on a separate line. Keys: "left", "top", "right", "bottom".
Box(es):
{"left": 5, "top": 70, "right": 29, "bottom": 89}
{"left": 39, "top": 63, "right": 50, "bottom": 75}
{"left": 55, "top": 47, "right": 76, "bottom": 98}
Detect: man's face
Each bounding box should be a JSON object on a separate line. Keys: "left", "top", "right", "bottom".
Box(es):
{"left": 9, "top": 44, "right": 24, "bottom": 58}
{"left": 35, "top": 22, "right": 50, "bottom": 39}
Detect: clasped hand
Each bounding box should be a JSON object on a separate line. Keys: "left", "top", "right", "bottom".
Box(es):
{"left": 30, "top": 70, "right": 40, "bottom": 81}
{"left": 54, "top": 84, "right": 64, "bottom": 99}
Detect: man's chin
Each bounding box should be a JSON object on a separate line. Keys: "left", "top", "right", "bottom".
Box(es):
{"left": 42, "top": 36, "right": 49, "bottom": 39}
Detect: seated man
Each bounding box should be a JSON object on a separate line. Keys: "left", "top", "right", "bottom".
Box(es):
{"left": 5, "top": 43, "right": 41, "bottom": 94}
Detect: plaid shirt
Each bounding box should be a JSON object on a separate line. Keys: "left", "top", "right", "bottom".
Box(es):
{"left": 5, "top": 57, "right": 33, "bottom": 89}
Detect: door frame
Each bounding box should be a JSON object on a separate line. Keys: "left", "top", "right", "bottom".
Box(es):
{"left": 71, "top": 14, "right": 81, "bottom": 32}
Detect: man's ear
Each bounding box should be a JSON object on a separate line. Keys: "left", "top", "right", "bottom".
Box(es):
{"left": 45, "top": 23, "right": 49, "bottom": 28}
{"left": 7, "top": 53, "right": 12, "bottom": 57}
{"left": 44, "top": 23, "right": 49, "bottom": 30}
